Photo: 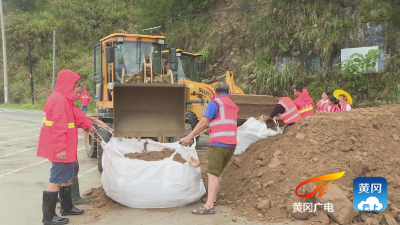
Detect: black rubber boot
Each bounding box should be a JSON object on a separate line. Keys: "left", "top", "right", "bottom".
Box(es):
{"left": 59, "top": 185, "right": 84, "bottom": 216}
{"left": 71, "top": 176, "right": 90, "bottom": 205}
{"left": 42, "top": 191, "right": 69, "bottom": 225}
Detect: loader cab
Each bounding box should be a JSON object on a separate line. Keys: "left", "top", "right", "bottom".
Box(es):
{"left": 93, "top": 33, "right": 166, "bottom": 107}
{"left": 162, "top": 49, "right": 202, "bottom": 82}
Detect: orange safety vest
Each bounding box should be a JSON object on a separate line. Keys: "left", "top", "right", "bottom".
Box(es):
{"left": 340, "top": 102, "right": 351, "bottom": 111}
{"left": 317, "top": 99, "right": 329, "bottom": 113}
{"left": 277, "top": 97, "right": 302, "bottom": 126}
{"left": 208, "top": 96, "right": 239, "bottom": 146}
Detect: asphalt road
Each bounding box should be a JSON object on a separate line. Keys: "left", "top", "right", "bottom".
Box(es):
{"left": 0, "top": 108, "right": 305, "bottom": 225}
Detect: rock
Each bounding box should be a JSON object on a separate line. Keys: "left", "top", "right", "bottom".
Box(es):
{"left": 392, "top": 134, "right": 400, "bottom": 141}
{"left": 232, "top": 216, "right": 237, "bottom": 222}
{"left": 360, "top": 212, "right": 368, "bottom": 222}
{"left": 366, "top": 217, "right": 380, "bottom": 225}
{"left": 317, "top": 210, "right": 330, "bottom": 225}
{"left": 349, "top": 158, "right": 369, "bottom": 176}
{"left": 389, "top": 210, "right": 398, "bottom": 219}
{"left": 257, "top": 213, "right": 263, "bottom": 217}
{"left": 257, "top": 200, "right": 271, "bottom": 210}
{"left": 262, "top": 183, "right": 269, "bottom": 189}
{"left": 257, "top": 198, "right": 261, "bottom": 202}
{"left": 286, "top": 201, "right": 309, "bottom": 220}
{"left": 257, "top": 153, "right": 266, "bottom": 161}
{"left": 273, "top": 150, "right": 282, "bottom": 157}
{"left": 233, "top": 158, "right": 242, "bottom": 168}
{"left": 340, "top": 145, "right": 353, "bottom": 152}
{"left": 296, "top": 133, "right": 305, "bottom": 139}
{"left": 255, "top": 160, "right": 263, "bottom": 167}
{"left": 257, "top": 171, "right": 263, "bottom": 177}
{"left": 380, "top": 213, "right": 397, "bottom": 225}
{"left": 309, "top": 139, "right": 318, "bottom": 145}
{"left": 312, "top": 158, "right": 319, "bottom": 163}
{"left": 316, "top": 184, "right": 358, "bottom": 225}
{"left": 334, "top": 141, "right": 340, "bottom": 146}
{"left": 391, "top": 206, "right": 400, "bottom": 213}
{"left": 268, "top": 157, "right": 280, "bottom": 168}
{"left": 248, "top": 181, "right": 262, "bottom": 193}
{"left": 350, "top": 136, "right": 358, "bottom": 144}
{"left": 372, "top": 124, "right": 380, "bottom": 130}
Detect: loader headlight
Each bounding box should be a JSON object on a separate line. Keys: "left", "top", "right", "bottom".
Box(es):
{"left": 158, "top": 39, "right": 165, "bottom": 44}
{"left": 107, "top": 82, "right": 114, "bottom": 91}
{"left": 116, "top": 37, "right": 124, "bottom": 43}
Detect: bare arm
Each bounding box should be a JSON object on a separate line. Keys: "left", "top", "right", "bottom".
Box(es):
{"left": 182, "top": 117, "right": 210, "bottom": 145}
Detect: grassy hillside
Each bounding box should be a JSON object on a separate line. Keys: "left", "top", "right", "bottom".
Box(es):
{"left": 0, "top": 0, "right": 399, "bottom": 109}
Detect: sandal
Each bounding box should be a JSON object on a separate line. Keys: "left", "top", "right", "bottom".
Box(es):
{"left": 192, "top": 206, "right": 215, "bottom": 215}
{"left": 201, "top": 198, "right": 218, "bottom": 206}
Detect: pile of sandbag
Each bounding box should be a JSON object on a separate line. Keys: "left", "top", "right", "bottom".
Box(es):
{"left": 100, "top": 137, "right": 206, "bottom": 208}
{"left": 234, "top": 117, "right": 278, "bottom": 155}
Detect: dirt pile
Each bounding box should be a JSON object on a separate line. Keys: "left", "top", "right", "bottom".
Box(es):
{"left": 81, "top": 186, "right": 124, "bottom": 223}
{"left": 219, "top": 105, "right": 400, "bottom": 224}
{"left": 124, "top": 148, "right": 186, "bottom": 164}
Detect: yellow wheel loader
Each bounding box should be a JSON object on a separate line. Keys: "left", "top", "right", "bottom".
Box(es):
{"left": 85, "top": 33, "right": 277, "bottom": 172}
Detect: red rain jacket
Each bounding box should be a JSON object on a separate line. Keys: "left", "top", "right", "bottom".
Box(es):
{"left": 37, "top": 70, "right": 93, "bottom": 163}
{"left": 80, "top": 90, "right": 90, "bottom": 106}
{"left": 293, "top": 89, "right": 315, "bottom": 117}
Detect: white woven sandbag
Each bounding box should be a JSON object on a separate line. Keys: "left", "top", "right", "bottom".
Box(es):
{"left": 234, "top": 117, "right": 278, "bottom": 155}
{"left": 101, "top": 137, "right": 206, "bottom": 208}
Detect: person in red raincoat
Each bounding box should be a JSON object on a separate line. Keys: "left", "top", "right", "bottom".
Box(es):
{"left": 37, "top": 69, "right": 97, "bottom": 225}
{"left": 293, "top": 85, "right": 315, "bottom": 117}
{"left": 79, "top": 89, "right": 90, "bottom": 112}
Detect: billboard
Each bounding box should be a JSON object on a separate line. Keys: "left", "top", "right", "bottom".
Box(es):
{"left": 341, "top": 46, "right": 381, "bottom": 73}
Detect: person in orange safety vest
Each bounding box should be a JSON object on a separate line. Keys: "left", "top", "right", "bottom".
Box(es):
{"left": 182, "top": 82, "right": 239, "bottom": 215}
{"left": 260, "top": 90, "right": 302, "bottom": 131}
{"left": 293, "top": 85, "right": 314, "bottom": 117}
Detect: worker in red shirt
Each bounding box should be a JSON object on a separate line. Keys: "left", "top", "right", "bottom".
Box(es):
{"left": 37, "top": 69, "right": 97, "bottom": 225}
{"left": 293, "top": 85, "right": 314, "bottom": 117}
{"left": 80, "top": 89, "right": 90, "bottom": 112}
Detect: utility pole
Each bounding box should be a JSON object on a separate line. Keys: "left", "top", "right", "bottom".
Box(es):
{"left": 52, "top": 30, "right": 56, "bottom": 90}
{"left": 29, "top": 42, "right": 34, "bottom": 104}
{"left": 0, "top": 0, "right": 8, "bottom": 103}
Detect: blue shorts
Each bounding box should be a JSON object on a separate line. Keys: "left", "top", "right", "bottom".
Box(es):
{"left": 81, "top": 105, "right": 88, "bottom": 111}
{"left": 50, "top": 162, "right": 74, "bottom": 184}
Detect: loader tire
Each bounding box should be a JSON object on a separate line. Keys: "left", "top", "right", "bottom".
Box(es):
{"left": 84, "top": 131, "right": 97, "bottom": 158}
{"left": 185, "top": 110, "right": 200, "bottom": 142}
{"left": 97, "top": 122, "right": 113, "bottom": 173}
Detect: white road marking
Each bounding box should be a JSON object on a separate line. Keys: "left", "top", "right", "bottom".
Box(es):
{"left": 0, "top": 147, "right": 36, "bottom": 159}
{"left": 0, "top": 159, "right": 49, "bottom": 178}
{"left": 78, "top": 166, "right": 98, "bottom": 178}
{"left": 0, "top": 128, "right": 39, "bottom": 135}
{"left": 0, "top": 135, "right": 39, "bottom": 144}
{"left": 0, "top": 147, "right": 86, "bottom": 178}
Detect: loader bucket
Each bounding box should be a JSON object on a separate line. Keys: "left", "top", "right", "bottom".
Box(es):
{"left": 230, "top": 94, "right": 281, "bottom": 126}
{"left": 113, "top": 83, "right": 186, "bottom": 139}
